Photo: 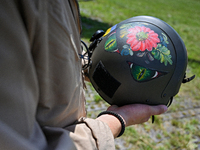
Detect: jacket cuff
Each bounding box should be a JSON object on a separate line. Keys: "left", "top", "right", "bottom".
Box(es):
{"left": 82, "top": 118, "right": 115, "bottom": 150}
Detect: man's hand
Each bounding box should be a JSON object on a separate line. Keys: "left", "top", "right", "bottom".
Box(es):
{"left": 107, "top": 104, "right": 167, "bottom": 126}
{"left": 96, "top": 104, "right": 167, "bottom": 138}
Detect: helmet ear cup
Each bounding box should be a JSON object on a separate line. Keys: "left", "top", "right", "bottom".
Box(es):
{"left": 88, "top": 16, "right": 189, "bottom": 106}
{"left": 92, "top": 61, "right": 121, "bottom": 99}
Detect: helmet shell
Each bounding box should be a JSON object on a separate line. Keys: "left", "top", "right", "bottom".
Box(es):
{"left": 88, "top": 16, "right": 187, "bottom": 106}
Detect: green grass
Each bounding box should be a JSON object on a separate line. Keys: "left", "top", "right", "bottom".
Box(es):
{"left": 79, "top": 0, "right": 200, "bottom": 149}
{"left": 79, "top": 0, "right": 200, "bottom": 77}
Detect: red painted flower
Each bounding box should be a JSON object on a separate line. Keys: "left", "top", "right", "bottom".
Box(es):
{"left": 126, "top": 26, "right": 160, "bottom": 51}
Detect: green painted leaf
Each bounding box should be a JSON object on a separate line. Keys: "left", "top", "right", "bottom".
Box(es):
{"left": 160, "top": 46, "right": 170, "bottom": 55}
{"left": 155, "top": 51, "right": 160, "bottom": 60}
{"left": 162, "top": 33, "right": 169, "bottom": 44}
{"left": 165, "top": 55, "right": 173, "bottom": 65}
{"left": 151, "top": 45, "right": 173, "bottom": 66}
{"left": 160, "top": 54, "right": 165, "bottom": 63}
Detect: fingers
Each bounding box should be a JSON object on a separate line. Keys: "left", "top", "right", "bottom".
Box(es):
{"left": 106, "top": 104, "right": 168, "bottom": 127}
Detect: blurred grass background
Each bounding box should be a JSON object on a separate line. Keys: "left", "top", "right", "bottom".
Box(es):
{"left": 79, "top": 0, "right": 200, "bottom": 149}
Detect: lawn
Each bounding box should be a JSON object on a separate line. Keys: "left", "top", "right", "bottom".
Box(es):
{"left": 79, "top": 0, "right": 200, "bottom": 149}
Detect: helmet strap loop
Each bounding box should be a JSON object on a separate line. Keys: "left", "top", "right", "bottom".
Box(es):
{"left": 167, "top": 97, "right": 174, "bottom": 107}
{"left": 182, "top": 73, "right": 195, "bottom": 83}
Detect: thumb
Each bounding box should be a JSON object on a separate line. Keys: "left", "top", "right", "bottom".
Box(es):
{"left": 151, "top": 105, "right": 168, "bottom": 115}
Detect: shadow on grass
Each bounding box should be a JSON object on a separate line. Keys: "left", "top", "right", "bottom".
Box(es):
{"left": 188, "top": 59, "right": 200, "bottom": 76}
{"left": 81, "top": 16, "right": 112, "bottom": 40}
{"left": 188, "top": 58, "right": 200, "bottom": 65}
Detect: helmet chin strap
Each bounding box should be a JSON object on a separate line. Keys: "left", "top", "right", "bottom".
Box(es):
{"left": 152, "top": 115, "right": 155, "bottom": 123}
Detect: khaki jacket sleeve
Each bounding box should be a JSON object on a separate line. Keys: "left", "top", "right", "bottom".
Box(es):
{"left": 65, "top": 118, "right": 115, "bottom": 150}
{"left": 0, "top": 1, "right": 115, "bottom": 150}
{"left": 43, "top": 118, "right": 115, "bottom": 150}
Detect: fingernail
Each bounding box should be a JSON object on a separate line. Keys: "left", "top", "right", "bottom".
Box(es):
{"left": 163, "top": 106, "right": 168, "bottom": 112}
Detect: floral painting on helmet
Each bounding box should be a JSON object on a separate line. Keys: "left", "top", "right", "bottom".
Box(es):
{"left": 104, "top": 22, "right": 173, "bottom": 66}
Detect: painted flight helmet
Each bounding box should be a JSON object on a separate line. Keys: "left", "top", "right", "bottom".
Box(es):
{"left": 86, "top": 16, "right": 195, "bottom": 106}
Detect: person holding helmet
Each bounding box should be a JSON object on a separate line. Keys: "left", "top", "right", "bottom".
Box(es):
{"left": 84, "top": 15, "right": 195, "bottom": 143}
